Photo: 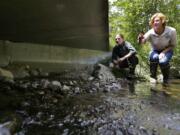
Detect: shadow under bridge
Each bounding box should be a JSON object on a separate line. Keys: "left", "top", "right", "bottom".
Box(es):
{"left": 0, "top": 0, "right": 110, "bottom": 71}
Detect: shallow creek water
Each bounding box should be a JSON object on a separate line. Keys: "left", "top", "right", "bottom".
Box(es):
{"left": 0, "top": 79, "right": 180, "bottom": 135}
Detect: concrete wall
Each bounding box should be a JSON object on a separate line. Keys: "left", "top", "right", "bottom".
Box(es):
{"left": 0, "top": 41, "right": 111, "bottom": 71}
{"left": 0, "top": 0, "right": 110, "bottom": 71}
{"left": 0, "top": 0, "right": 109, "bottom": 51}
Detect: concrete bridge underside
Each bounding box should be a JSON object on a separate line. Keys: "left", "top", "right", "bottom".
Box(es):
{"left": 0, "top": 0, "right": 109, "bottom": 71}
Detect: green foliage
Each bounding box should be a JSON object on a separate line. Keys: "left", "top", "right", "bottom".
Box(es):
{"left": 109, "top": 0, "right": 180, "bottom": 66}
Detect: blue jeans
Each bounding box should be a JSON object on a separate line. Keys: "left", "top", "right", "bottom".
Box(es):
{"left": 149, "top": 50, "right": 173, "bottom": 65}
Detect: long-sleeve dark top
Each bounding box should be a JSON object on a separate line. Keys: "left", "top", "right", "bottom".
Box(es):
{"left": 112, "top": 41, "right": 136, "bottom": 62}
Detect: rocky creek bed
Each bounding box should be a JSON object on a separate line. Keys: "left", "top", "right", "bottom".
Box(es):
{"left": 0, "top": 64, "right": 180, "bottom": 135}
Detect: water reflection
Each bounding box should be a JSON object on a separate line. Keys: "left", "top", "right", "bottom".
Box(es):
{"left": 134, "top": 79, "right": 180, "bottom": 100}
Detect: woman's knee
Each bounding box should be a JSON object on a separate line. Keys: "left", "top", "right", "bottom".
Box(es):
{"left": 159, "top": 57, "right": 169, "bottom": 65}
{"left": 149, "top": 51, "right": 159, "bottom": 62}
{"left": 159, "top": 51, "right": 173, "bottom": 65}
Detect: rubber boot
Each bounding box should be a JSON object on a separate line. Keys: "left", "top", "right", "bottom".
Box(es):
{"left": 150, "top": 62, "right": 158, "bottom": 80}
{"left": 126, "top": 67, "right": 135, "bottom": 79}
{"left": 129, "top": 66, "right": 135, "bottom": 75}
{"left": 160, "top": 63, "right": 170, "bottom": 84}
{"left": 126, "top": 58, "right": 136, "bottom": 79}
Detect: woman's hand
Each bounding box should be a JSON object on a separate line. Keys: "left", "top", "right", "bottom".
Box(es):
{"left": 138, "top": 33, "right": 144, "bottom": 44}
{"left": 159, "top": 52, "right": 165, "bottom": 60}
{"left": 117, "top": 57, "right": 125, "bottom": 63}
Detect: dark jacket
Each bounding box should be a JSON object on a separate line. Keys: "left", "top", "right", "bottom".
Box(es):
{"left": 112, "top": 41, "right": 136, "bottom": 61}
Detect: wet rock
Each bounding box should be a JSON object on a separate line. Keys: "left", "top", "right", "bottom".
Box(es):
{"left": 92, "top": 64, "right": 116, "bottom": 83}
{"left": 139, "top": 126, "right": 149, "bottom": 134}
{"left": 31, "top": 82, "right": 39, "bottom": 89}
{"left": 115, "top": 130, "right": 123, "bottom": 135}
{"left": 62, "top": 85, "right": 70, "bottom": 91}
{"left": 26, "top": 119, "right": 42, "bottom": 126}
{"left": 74, "top": 87, "right": 80, "bottom": 94}
{"left": 29, "top": 68, "right": 41, "bottom": 77}
{"left": 172, "top": 113, "right": 180, "bottom": 120}
{"left": 40, "top": 72, "right": 49, "bottom": 77}
{"left": 0, "top": 79, "right": 15, "bottom": 92}
{"left": 127, "top": 126, "right": 137, "bottom": 135}
{"left": 69, "top": 81, "right": 74, "bottom": 86}
{"left": 21, "top": 102, "right": 31, "bottom": 107}
{"left": 88, "top": 76, "right": 94, "bottom": 81}
{"left": 103, "top": 82, "right": 121, "bottom": 92}
{"left": 49, "top": 81, "right": 61, "bottom": 91}
{"left": 0, "top": 68, "right": 14, "bottom": 80}
{"left": 18, "top": 83, "right": 29, "bottom": 90}
{"left": 103, "top": 87, "right": 111, "bottom": 93}
{"left": 58, "top": 123, "right": 63, "bottom": 127}
{"left": 14, "top": 70, "right": 30, "bottom": 79}
{"left": 62, "top": 128, "right": 69, "bottom": 135}
{"left": 73, "top": 80, "right": 77, "bottom": 84}
{"left": 152, "top": 128, "right": 158, "bottom": 135}
{"left": 93, "top": 82, "right": 100, "bottom": 88}
{"left": 52, "top": 98, "right": 58, "bottom": 104}
{"left": 40, "top": 79, "right": 50, "bottom": 89}
{"left": 0, "top": 119, "right": 20, "bottom": 135}
{"left": 51, "top": 81, "right": 61, "bottom": 88}
{"left": 0, "top": 127, "right": 10, "bottom": 135}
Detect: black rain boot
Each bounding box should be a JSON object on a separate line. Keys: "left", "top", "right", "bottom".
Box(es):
{"left": 127, "top": 66, "right": 136, "bottom": 79}
{"left": 150, "top": 62, "right": 158, "bottom": 80}
{"left": 129, "top": 66, "right": 135, "bottom": 75}
{"left": 160, "top": 63, "right": 170, "bottom": 85}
